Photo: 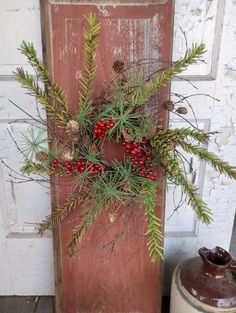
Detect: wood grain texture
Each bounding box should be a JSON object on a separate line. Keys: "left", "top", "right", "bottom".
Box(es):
{"left": 40, "top": 1, "right": 174, "bottom": 312}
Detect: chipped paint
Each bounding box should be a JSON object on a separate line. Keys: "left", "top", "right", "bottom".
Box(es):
{"left": 75, "top": 70, "right": 82, "bottom": 80}
{"left": 50, "top": 0, "right": 167, "bottom": 4}
{"left": 97, "top": 5, "right": 110, "bottom": 17}
{"left": 108, "top": 212, "right": 118, "bottom": 223}
{"left": 215, "top": 125, "right": 234, "bottom": 146}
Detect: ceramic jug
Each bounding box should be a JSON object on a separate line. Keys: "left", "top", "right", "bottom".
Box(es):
{"left": 170, "top": 246, "right": 236, "bottom": 313}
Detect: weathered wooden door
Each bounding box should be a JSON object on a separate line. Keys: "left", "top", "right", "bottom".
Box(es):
{"left": 40, "top": 1, "right": 173, "bottom": 312}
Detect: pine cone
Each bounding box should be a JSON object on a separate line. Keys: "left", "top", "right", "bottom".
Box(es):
{"left": 176, "top": 107, "right": 188, "bottom": 114}
{"left": 66, "top": 120, "right": 79, "bottom": 135}
{"left": 88, "top": 144, "right": 98, "bottom": 156}
{"left": 80, "top": 134, "right": 92, "bottom": 148}
{"left": 162, "top": 100, "right": 174, "bottom": 111}
{"left": 35, "top": 151, "right": 48, "bottom": 162}
{"left": 121, "top": 181, "right": 131, "bottom": 191}
{"left": 59, "top": 148, "right": 73, "bottom": 162}
{"left": 112, "top": 60, "right": 125, "bottom": 74}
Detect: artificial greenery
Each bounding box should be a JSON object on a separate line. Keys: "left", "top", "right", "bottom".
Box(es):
{"left": 13, "top": 13, "right": 236, "bottom": 262}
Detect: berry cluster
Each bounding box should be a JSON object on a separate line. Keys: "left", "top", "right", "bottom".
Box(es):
{"left": 51, "top": 159, "right": 104, "bottom": 177}
{"left": 51, "top": 159, "right": 59, "bottom": 171}
{"left": 121, "top": 137, "right": 157, "bottom": 181}
{"left": 93, "top": 117, "right": 115, "bottom": 139}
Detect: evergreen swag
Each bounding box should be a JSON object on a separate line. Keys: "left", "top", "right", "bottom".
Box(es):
{"left": 13, "top": 13, "right": 236, "bottom": 262}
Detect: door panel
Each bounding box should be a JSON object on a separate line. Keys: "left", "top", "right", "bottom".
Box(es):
{"left": 0, "top": 0, "right": 54, "bottom": 295}
{"left": 41, "top": 1, "right": 173, "bottom": 312}
{"left": 164, "top": 0, "right": 236, "bottom": 294}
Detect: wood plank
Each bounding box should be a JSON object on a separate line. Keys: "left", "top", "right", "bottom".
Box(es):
{"left": 36, "top": 297, "right": 54, "bottom": 313}
{"left": 40, "top": 1, "right": 174, "bottom": 312}
{"left": 5, "top": 296, "right": 35, "bottom": 313}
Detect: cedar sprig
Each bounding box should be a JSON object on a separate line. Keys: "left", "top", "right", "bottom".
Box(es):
{"left": 68, "top": 199, "right": 106, "bottom": 256}
{"left": 175, "top": 140, "right": 236, "bottom": 180}
{"left": 77, "top": 13, "right": 101, "bottom": 127}
{"left": 18, "top": 40, "right": 70, "bottom": 121}
{"left": 131, "top": 43, "right": 206, "bottom": 106}
{"left": 38, "top": 195, "right": 84, "bottom": 235}
{"left": 21, "top": 161, "right": 66, "bottom": 176}
{"left": 139, "top": 179, "right": 163, "bottom": 262}
{"left": 14, "top": 67, "right": 69, "bottom": 127}
{"left": 155, "top": 141, "right": 212, "bottom": 224}
{"left": 154, "top": 127, "right": 209, "bottom": 144}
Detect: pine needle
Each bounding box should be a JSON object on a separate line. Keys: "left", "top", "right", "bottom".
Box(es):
{"left": 18, "top": 40, "right": 70, "bottom": 120}
{"left": 14, "top": 67, "right": 69, "bottom": 127}
{"left": 77, "top": 13, "right": 101, "bottom": 127}
{"left": 139, "top": 180, "right": 164, "bottom": 262}
{"left": 176, "top": 141, "right": 236, "bottom": 180}
{"left": 131, "top": 43, "right": 206, "bottom": 106}
{"left": 38, "top": 195, "right": 84, "bottom": 235}
{"left": 68, "top": 199, "right": 105, "bottom": 255}
{"left": 154, "top": 141, "right": 213, "bottom": 224}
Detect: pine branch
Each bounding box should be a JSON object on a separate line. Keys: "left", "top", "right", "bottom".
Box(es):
{"left": 38, "top": 195, "right": 83, "bottom": 235}
{"left": 131, "top": 43, "right": 206, "bottom": 106}
{"left": 18, "top": 40, "right": 70, "bottom": 121}
{"left": 68, "top": 199, "right": 105, "bottom": 255}
{"left": 21, "top": 162, "right": 66, "bottom": 176}
{"left": 175, "top": 140, "right": 236, "bottom": 180}
{"left": 77, "top": 13, "right": 101, "bottom": 127}
{"left": 140, "top": 180, "right": 163, "bottom": 262}
{"left": 155, "top": 142, "right": 212, "bottom": 224}
{"left": 21, "top": 162, "right": 51, "bottom": 176}
{"left": 14, "top": 67, "right": 68, "bottom": 127}
{"left": 154, "top": 127, "right": 208, "bottom": 144}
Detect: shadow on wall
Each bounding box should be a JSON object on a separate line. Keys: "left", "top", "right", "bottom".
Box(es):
{"left": 230, "top": 215, "right": 236, "bottom": 259}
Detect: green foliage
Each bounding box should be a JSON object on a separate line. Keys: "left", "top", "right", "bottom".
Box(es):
{"left": 21, "top": 162, "right": 51, "bottom": 176}
{"left": 20, "top": 127, "right": 48, "bottom": 160}
{"left": 153, "top": 141, "right": 212, "bottom": 224}
{"left": 139, "top": 179, "right": 163, "bottom": 262}
{"left": 14, "top": 13, "right": 236, "bottom": 263}
{"left": 77, "top": 13, "right": 101, "bottom": 128}
{"left": 38, "top": 195, "right": 84, "bottom": 235}
{"left": 154, "top": 127, "right": 209, "bottom": 144}
{"left": 19, "top": 40, "right": 70, "bottom": 120}
{"left": 14, "top": 67, "right": 69, "bottom": 127}
{"left": 131, "top": 43, "right": 206, "bottom": 106}
{"left": 68, "top": 198, "right": 105, "bottom": 256}
{"left": 175, "top": 141, "right": 236, "bottom": 180}
{"left": 21, "top": 161, "right": 66, "bottom": 176}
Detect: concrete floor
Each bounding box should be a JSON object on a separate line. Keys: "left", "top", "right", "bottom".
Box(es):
{"left": 0, "top": 296, "right": 169, "bottom": 313}
{"left": 0, "top": 296, "right": 54, "bottom": 313}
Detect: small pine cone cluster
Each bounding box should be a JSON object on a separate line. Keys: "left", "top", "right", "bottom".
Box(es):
{"left": 35, "top": 151, "right": 48, "bottom": 162}
{"left": 66, "top": 120, "right": 80, "bottom": 135}
{"left": 112, "top": 60, "right": 125, "bottom": 74}
{"left": 88, "top": 143, "right": 98, "bottom": 156}
{"left": 162, "top": 100, "right": 174, "bottom": 111}
{"left": 121, "top": 181, "right": 131, "bottom": 191}
{"left": 176, "top": 107, "right": 188, "bottom": 114}
{"left": 59, "top": 148, "right": 73, "bottom": 162}
{"left": 80, "top": 134, "right": 92, "bottom": 148}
